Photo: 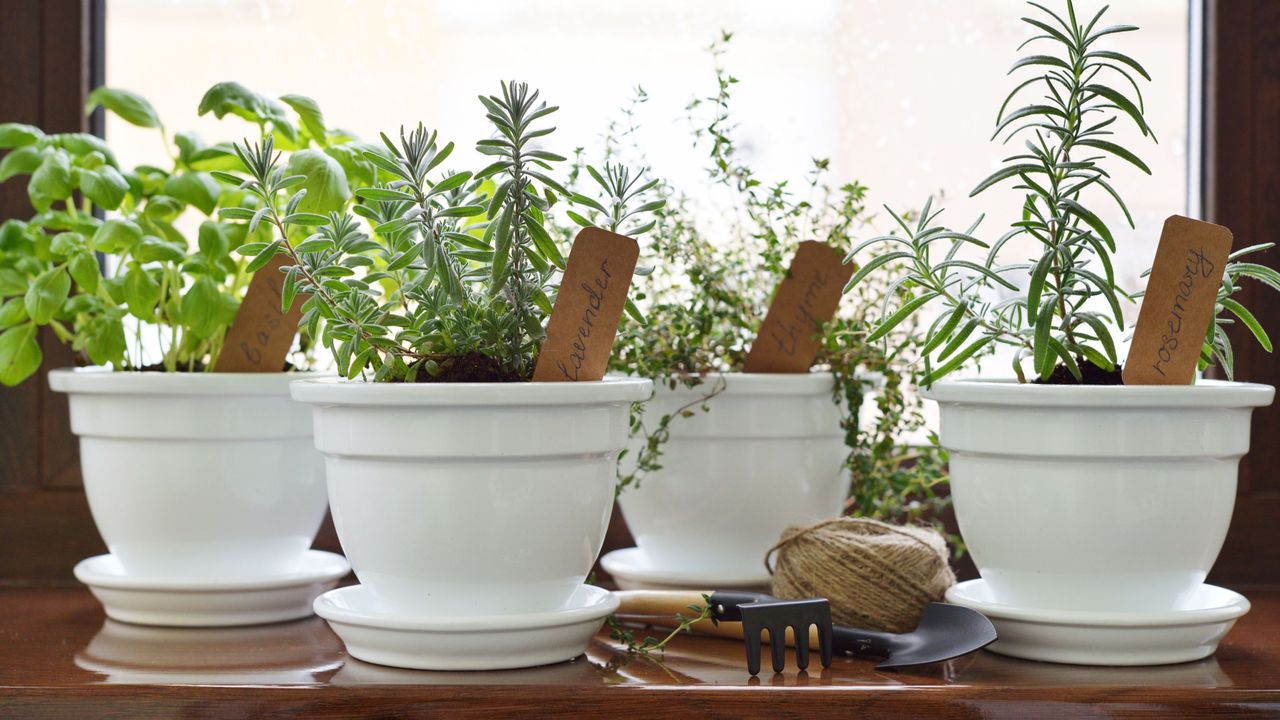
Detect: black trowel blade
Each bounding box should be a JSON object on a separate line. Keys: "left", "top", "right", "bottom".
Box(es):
{"left": 873, "top": 603, "right": 998, "bottom": 669}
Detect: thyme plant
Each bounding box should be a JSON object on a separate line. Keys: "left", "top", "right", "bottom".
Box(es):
{"left": 847, "top": 0, "right": 1277, "bottom": 385}
{"left": 606, "top": 595, "right": 716, "bottom": 655}
{"left": 596, "top": 34, "right": 951, "bottom": 528}
{"left": 0, "top": 84, "right": 348, "bottom": 385}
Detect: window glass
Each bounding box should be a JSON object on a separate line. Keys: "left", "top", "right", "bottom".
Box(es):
{"left": 107, "top": 0, "right": 1190, "bottom": 370}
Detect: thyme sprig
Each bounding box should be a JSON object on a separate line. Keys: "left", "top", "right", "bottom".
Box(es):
{"left": 607, "top": 595, "right": 717, "bottom": 654}
{"left": 595, "top": 33, "right": 951, "bottom": 533}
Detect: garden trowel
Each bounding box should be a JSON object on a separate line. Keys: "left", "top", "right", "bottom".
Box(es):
{"left": 615, "top": 590, "right": 996, "bottom": 674}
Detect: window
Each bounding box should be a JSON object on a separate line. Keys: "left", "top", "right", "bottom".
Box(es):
{"left": 107, "top": 0, "right": 1191, "bottom": 373}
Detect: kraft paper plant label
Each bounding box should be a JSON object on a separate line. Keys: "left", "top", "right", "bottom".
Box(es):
{"left": 743, "top": 241, "right": 856, "bottom": 373}
{"left": 213, "top": 255, "right": 303, "bottom": 372}
{"left": 1123, "top": 215, "right": 1233, "bottom": 385}
{"left": 532, "top": 227, "right": 640, "bottom": 382}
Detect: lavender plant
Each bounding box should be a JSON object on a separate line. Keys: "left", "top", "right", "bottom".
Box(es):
{"left": 223, "top": 81, "right": 655, "bottom": 383}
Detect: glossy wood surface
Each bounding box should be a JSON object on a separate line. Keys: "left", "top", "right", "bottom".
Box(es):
{"left": 1, "top": 585, "right": 1277, "bottom": 719}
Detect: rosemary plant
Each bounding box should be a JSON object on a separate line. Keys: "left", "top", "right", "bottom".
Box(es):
{"left": 0, "top": 84, "right": 346, "bottom": 384}
{"left": 846, "top": 0, "right": 1277, "bottom": 385}
{"left": 1143, "top": 244, "right": 1280, "bottom": 380}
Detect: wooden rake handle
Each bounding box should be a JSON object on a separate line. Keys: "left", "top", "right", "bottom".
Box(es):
{"left": 614, "top": 590, "right": 818, "bottom": 647}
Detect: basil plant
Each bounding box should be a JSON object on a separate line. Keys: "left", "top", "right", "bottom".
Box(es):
{"left": 0, "top": 83, "right": 364, "bottom": 385}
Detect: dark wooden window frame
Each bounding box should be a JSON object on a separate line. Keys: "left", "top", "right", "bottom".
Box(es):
{"left": 0, "top": 0, "right": 105, "bottom": 583}
{"left": 0, "top": 0, "right": 1276, "bottom": 585}
{"left": 1202, "top": 0, "right": 1280, "bottom": 589}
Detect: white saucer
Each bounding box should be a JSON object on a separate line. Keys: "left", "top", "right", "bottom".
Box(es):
{"left": 74, "top": 550, "right": 351, "bottom": 627}
{"left": 599, "top": 547, "right": 772, "bottom": 591}
{"left": 946, "top": 579, "right": 1250, "bottom": 666}
{"left": 314, "top": 583, "right": 619, "bottom": 671}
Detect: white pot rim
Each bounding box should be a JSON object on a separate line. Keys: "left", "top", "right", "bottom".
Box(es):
{"left": 291, "top": 375, "right": 652, "bottom": 406}
{"left": 920, "top": 378, "right": 1274, "bottom": 409}
{"left": 48, "top": 367, "right": 324, "bottom": 396}
{"left": 629, "top": 371, "right": 839, "bottom": 396}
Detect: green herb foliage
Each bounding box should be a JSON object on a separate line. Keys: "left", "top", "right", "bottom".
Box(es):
{"left": 1140, "top": 242, "right": 1280, "bottom": 380}
{"left": 0, "top": 84, "right": 354, "bottom": 384}
{"left": 607, "top": 595, "right": 717, "bottom": 655}
{"left": 594, "top": 33, "right": 951, "bottom": 529}
{"left": 225, "top": 81, "right": 645, "bottom": 383}
{"left": 846, "top": 0, "right": 1277, "bottom": 385}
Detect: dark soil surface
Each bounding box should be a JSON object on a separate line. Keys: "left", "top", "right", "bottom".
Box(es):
{"left": 138, "top": 361, "right": 209, "bottom": 373}
{"left": 407, "top": 352, "right": 522, "bottom": 383}
{"left": 135, "top": 361, "right": 294, "bottom": 372}
{"left": 1034, "top": 360, "right": 1124, "bottom": 385}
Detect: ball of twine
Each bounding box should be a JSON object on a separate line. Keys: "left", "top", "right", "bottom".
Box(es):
{"left": 766, "top": 517, "right": 956, "bottom": 634}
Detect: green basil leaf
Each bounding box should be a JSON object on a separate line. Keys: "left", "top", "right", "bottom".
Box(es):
{"left": 323, "top": 143, "right": 376, "bottom": 188}
{"left": 122, "top": 266, "right": 161, "bottom": 321}
{"left": 180, "top": 276, "right": 224, "bottom": 339}
{"left": 0, "top": 145, "right": 44, "bottom": 182}
{"left": 68, "top": 251, "right": 101, "bottom": 293}
{"left": 187, "top": 143, "right": 242, "bottom": 172}
{"left": 0, "top": 297, "right": 27, "bottom": 328}
{"left": 92, "top": 219, "right": 143, "bottom": 253}
{"left": 78, "top": 164, "right": 130, "bottom": 210}
{"left": 198, "top": 81, "right": 284, "bottom": 126}
{"left": 284, "top": 149, "right": 349, "bottom": 214}
{"left": 28, "top": 150, "right": 73, "bottom": 212}
{"left": 197, "top": 221, "right": 230, "bottom": 258}
{"left": 83, "top": 314, "right": 126, "bottom": 366}
{"left": 85, "top": 87, "right": 161, "bottom": 128}
{"left": 131, "top": 236, "right": 187, "bottom": 264}
{"left": 280, "top": 94, "right": 326, "bottom": 145}
{"left": 51, "top": 133, "right": 117, "bottom": 167}
{"left": 0, "top": 123, "right": 44, "bottom": 149}
{"left": 143, "top": 195, "right": 185, "bottom": 222}
{"left": 0, "top": 323, "right": 42, "bottom": 386}
{"left": 0, "top": 268, "right": 27, "bottom": 296}
{"left": 24, "top": 267, "right": 71, "bottom": 324}
{"left": 48, "top": 234, "right": 85, "bottom": 261}
{"left": 163, "top": 172, "right": 221, "bottom": 215}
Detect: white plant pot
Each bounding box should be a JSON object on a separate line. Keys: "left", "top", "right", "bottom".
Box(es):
{"left": 617, "top": 373, "right": 850, "bottom": 578}
{"left": 922, "top": 379, "right": 1274, "bottom": 612}
{"left": 48, "top": 368, "right": 329, "bottom": 579}
{"left": 291, "top": 377, "right": 652, "bottom": 616}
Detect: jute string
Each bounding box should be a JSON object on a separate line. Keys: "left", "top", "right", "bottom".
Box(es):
{"left": 766, "top": 517, "right": 957, "bottom": 633}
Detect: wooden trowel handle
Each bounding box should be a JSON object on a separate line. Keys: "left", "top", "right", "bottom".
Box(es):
{"left": 614, "top": 590, "right": 711, "bottom": 617}
{"left": 614, "top": 590, "right": 814, "bottom": 648}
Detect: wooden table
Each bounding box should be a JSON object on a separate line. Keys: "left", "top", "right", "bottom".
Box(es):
{"left": 1, "top": 586, "right": 1277, "bottom": 719}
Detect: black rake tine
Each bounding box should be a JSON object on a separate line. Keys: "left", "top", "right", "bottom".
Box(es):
{"left": 818, "top": 603, "right": 833, "bottom": 668}
{"left": 737, "top": 598, "right": 834, "bottom": 675}
{"left": 794, "top": 623, "right": 811, "bottom": 671}
{"left": 769, "top": 626, "right": 787, "bottom": 673}
{"left": 743, "top": 618, "right": 763, "bottom": 676}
